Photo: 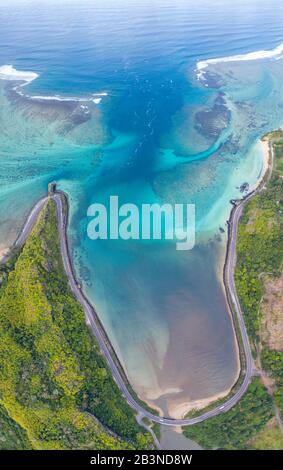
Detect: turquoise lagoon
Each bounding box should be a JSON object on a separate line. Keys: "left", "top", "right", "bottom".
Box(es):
{"left": 1, "top": 0, "right": 283, "bottom": 417}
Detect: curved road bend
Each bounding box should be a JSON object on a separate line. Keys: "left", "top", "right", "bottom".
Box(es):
{"left": 10, "top": 184, "right": 264, "bottom": 426}
{"left": 53, "top": 191, "right": 256, "bottom": 426}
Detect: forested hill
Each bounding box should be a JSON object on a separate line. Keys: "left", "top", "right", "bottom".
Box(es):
{"left": 184, "top": 132, "right": 283, "bottom": 450}
{"left": 235, "top": 132, "right": 283, "bottom": 417}
{"left": 0, "top": 198, "right": 152, "bottom": 450}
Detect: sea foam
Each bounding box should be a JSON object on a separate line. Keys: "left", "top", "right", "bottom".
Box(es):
{"left": 0, "top": 64, "right": 107, "bottom": 104}
{"left": 196, "top": 42, "right": 283, "bottom": 79}
{"left": 0, "top": 64, "right": 39, "bottom": 84}
{"left": 28, "top": 92, "right": 108, "bottom": 103}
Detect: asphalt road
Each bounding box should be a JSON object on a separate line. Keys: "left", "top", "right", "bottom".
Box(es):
{"left": 53, "top": 192, "right": 255, "bottom": 426}
{"left": 12, "top": 185, "right": 264, "bottom": 427}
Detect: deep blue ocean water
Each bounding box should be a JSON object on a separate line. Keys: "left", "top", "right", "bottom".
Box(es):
{"left": 1, "top": 0, "right": 283, "bottom": 416}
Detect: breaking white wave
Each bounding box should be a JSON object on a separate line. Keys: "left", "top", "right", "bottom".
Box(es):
{"left": 0, "top": 64, "right": 39, "bottom": 84}
{"left": 196, "top": 42, "right": 283, "bottom": 79}
{"left": 27, "top": 93, "right": 106, "bottom": 104}
{"left": 0, "top": 64, "right": 107, "bottom": 104}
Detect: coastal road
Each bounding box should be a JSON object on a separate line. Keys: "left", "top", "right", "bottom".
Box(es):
{"left": 11, "top": 183, "right": 263, "bottom": 427}
{"left": 53, "top": 190, "right": 255, "bottom": 426}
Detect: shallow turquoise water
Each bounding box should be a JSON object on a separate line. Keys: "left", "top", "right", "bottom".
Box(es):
{"left": 1, "top": 0, "right": 283, "bottom": 416}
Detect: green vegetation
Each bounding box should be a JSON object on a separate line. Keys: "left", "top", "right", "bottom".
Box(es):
{"left": 183, "top": 133, "right": 283, "bottom": 449}
{"left": 0, "top": 199, "right": 153, "bottom": 450}
{"left": 249, "top": 419, "right": 283, "bottom": 450}
{"left": 0, "top": 404, "right": 31, "bottom": 449}
{"left": 234, "top": 134, "right": 283, "bottom": 416}
{"left": 235, "top": 147, "right": 283, "bottom": 343}
{"left": 152, "top": 423, "right": 161, "bottom": 441}
{"left": 261, "top": 349, "right": 283, "bottom": 414}
{"left": 183, "top": 379, "right": 273, "bottom": 449}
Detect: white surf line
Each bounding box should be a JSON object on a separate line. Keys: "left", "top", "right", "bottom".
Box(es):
{"left": 0, "top": 64, "right": 39, "bottom": 89}
{"left": 0, "top": 64, "right": 107, "bottom": 104}
{"left": 196, "top": 41, "right": 283, "bottom": 79}
{"left": 27, "top": 92, "right": 108, "bottom": 104}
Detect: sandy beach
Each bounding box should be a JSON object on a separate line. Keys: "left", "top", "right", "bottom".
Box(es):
{"left": 260, "top": 139, "right": 272, "bottom": 180}
{"left": 0, "top": 245, "right": 9, "bottom": 262}
{"left": 166, "top": 387, "right": 231, "bottom": 419}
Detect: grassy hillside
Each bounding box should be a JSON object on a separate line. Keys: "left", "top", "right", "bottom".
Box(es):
{"left": 249, "top": 418, "right": 283, "bottom": 450}
{"left": 0, "top": 199, "right": 152, "bottom": 450}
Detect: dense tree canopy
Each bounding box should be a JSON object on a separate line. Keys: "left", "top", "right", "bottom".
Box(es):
{"left": 0, "top": 199, "right": 152, "bottom": 450}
